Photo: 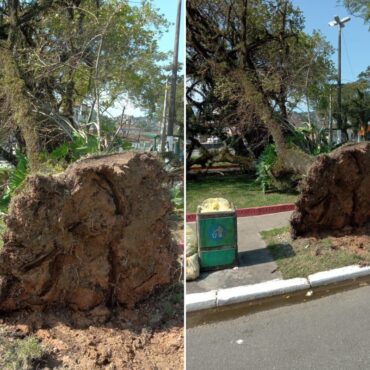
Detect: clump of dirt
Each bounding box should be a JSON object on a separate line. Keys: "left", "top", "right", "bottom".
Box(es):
{"left": 0, "top": 152, "right": 179, "bottom": 312}
{"left": 291, "top": 142, "right": 370, "bottom": 238}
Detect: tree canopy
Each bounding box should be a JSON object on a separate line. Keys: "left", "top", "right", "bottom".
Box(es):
{"left": 0, "top": 0, "right": 169, "bottom": 170}
{"left": 340, "top": 0, "right": 370, "bottom": 25}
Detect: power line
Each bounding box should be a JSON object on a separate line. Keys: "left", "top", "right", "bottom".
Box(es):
{"left": 124, "top": 1, "right": 150, "bottom": 4}
{"left": 342, "top": 32, "right": 355, "bottom": 80}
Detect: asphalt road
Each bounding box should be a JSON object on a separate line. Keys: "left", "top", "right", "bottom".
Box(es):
{"left": 187, "top": 285, "right": 370, "bottom": 370}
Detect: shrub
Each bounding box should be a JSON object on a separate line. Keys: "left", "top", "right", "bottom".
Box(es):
{"left": 48, "top": 131, "right": 99, "bottom": 162}
{"left": 256, "top": 144, "right": 277, "bottom": 193}
{"left": 0, "top": 152, "right": 28, "bottom": 212}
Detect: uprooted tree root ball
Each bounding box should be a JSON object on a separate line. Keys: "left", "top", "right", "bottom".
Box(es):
{"left": 0, "top": 153, "right": 179, "bottom": 312}
{"left": 291, "top": 142, "right": 370, "bottom": 238}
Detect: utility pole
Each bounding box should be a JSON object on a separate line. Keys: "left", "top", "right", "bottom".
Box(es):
{"left": 329, "top": 15, "right": 350, "bottom": 142}
{"left": 329, "top": 88, "right": 333, "bottom": 148}
{"left": 160, "top": 80, "right": 169, "bottom": 153}
{"left": 166, "top": 0, "right": 182, "bottom": 152}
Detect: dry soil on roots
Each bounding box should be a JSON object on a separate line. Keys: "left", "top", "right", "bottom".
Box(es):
{"left": 0, "top": 152, "right": 179, "bottom": 312}
{"left": 291, "top": 142, "right": 370, "bottom": 238}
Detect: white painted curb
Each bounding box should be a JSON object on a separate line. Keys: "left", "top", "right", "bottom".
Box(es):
{"left": 186, "top": 265, "right": 370, "bottom": 313}
{"left": 186, "top": 290, "right": 217, "bottom": 312}
{"left": 308, "top": 265, "right": 370, "bottom": 287}
{"left": 217, "top": 278, "right": 310, "bottom": 307}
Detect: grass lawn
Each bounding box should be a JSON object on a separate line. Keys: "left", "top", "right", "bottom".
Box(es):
{"left": 261, "top": 227, "right": 368, "bottom": 279}
{"left": 186, "top": 175, "right": 297, "bottom": 213}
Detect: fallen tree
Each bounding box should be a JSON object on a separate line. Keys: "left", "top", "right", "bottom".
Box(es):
{"left": 186, "top": 0, "right": 335, "bottom": 177}
{"left": 291, "top": 142, "right": 370, "bottom": 237}
{"left": 187, "top": 0, "right": 369, "bottom": 239}
{"left": 0, "top": 153, "right": 178, "bottom": 312}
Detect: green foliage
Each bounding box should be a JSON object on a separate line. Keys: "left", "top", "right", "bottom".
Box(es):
{"left": 153, "top": 75, "right": 184, "bottom": 135}
{"left": 289, "top": 124, "right": 330, "bottom": 156}
{"left": 107, "top": 136, "right": 133, "bottom": 153}
{"left": 0, "top": 166, "right": 13, "bottom": 191}
{"left": 340, "top": 0, "right": 370, "bottom": 25}
{"left": 47, "top": 132, "right": 99, "bottom": 163}
{"left": 46, "top": 129, "right": 133, "bottom": 163}
{"left": 121, "top": 139, "right": 133, "bottom": 151}
{"left": 0, "top": 335, "right": 43, "bottom": 370}
{"left": 0, "top": 1, "right": 170, "bottom": 164}
{"left": 342, "top": 78, "right": 370, "bottom": 134}
{"left": 0, "top": 152, "right": 28, "bottom": 212}
{"left": 48, "top": 142, "right": 70, "bottom": 161}
{"left": 314, "top": 67, "right": 370, "bottom": 136}
{"left": 256, "top": 144, "right": 277, "bottom": 193}
{"left": 70, "top": 133, "right": 99, "bottom": 160}
{"left": 187, "top": 0, "right": 334, "bottom": 162}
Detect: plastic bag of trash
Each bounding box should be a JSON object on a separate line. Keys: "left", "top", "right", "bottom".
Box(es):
{"left": 186, "top": 226, "right": 197, "bottom": 257}
{"left": 186, "top": 253, "right": 200, "bottom": 281}
{"left": 199, "top": 198, "right": 232, "bottom": 213}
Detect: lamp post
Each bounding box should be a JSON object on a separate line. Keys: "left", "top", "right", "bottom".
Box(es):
{"left": 160, "top": 79, "right": 169, "bottom": 153}
{"left": 166, "top": 0, "right": 182, "bottom": 153}
{"left": 329, "top": 15, "right": 350, "bottom": 142}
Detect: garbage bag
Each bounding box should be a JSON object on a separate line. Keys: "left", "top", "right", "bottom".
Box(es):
{"left": 186, "top": 226, "right": 197, "bottom": 257}
{"left": 199, "top": 198, "right": 232, "bottom": 213}
{"left": 186, "top": 253, "right": 200, "bottom": 281}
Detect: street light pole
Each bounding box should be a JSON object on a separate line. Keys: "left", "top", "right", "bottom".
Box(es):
{"left": 329, "top": 15, "right": 350, "bottom": 142}
{"left": 160, "top": 80, "right": 169, "bottom": 153}
{"left": 166, "top": 0, "right": 182, "bottom": 153}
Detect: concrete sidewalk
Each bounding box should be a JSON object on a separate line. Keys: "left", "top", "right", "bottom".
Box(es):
{"left": 186, "top": 211, "right": 292, "bottom": 294}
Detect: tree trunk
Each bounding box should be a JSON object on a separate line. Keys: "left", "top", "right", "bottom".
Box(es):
{"left": 0, "top": 45, "right": 40, "bottom": 172}
{"left": 236, "top": 70, "right": 314, "bottom": 175}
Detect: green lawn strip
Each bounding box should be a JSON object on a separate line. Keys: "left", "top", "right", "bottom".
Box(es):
{"left": 186, "top": 175, "right": 297, "bottom": 213}
{"left": 261, "top": 226, "right": 365, "bottom": 279}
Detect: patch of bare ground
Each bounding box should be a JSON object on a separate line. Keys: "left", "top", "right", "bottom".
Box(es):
{"left": 316, "top": 223, "right": 370, "bottom": 262}
{"left": 0, "top": 283, "right": 183, "bottom": 369}
{"left": 262, "top": 223, "right": 370, "bottom": 279}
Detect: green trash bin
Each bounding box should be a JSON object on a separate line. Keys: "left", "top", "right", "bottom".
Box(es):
{"left": 196, "top": 205, "right": 238, "bottom": 271}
